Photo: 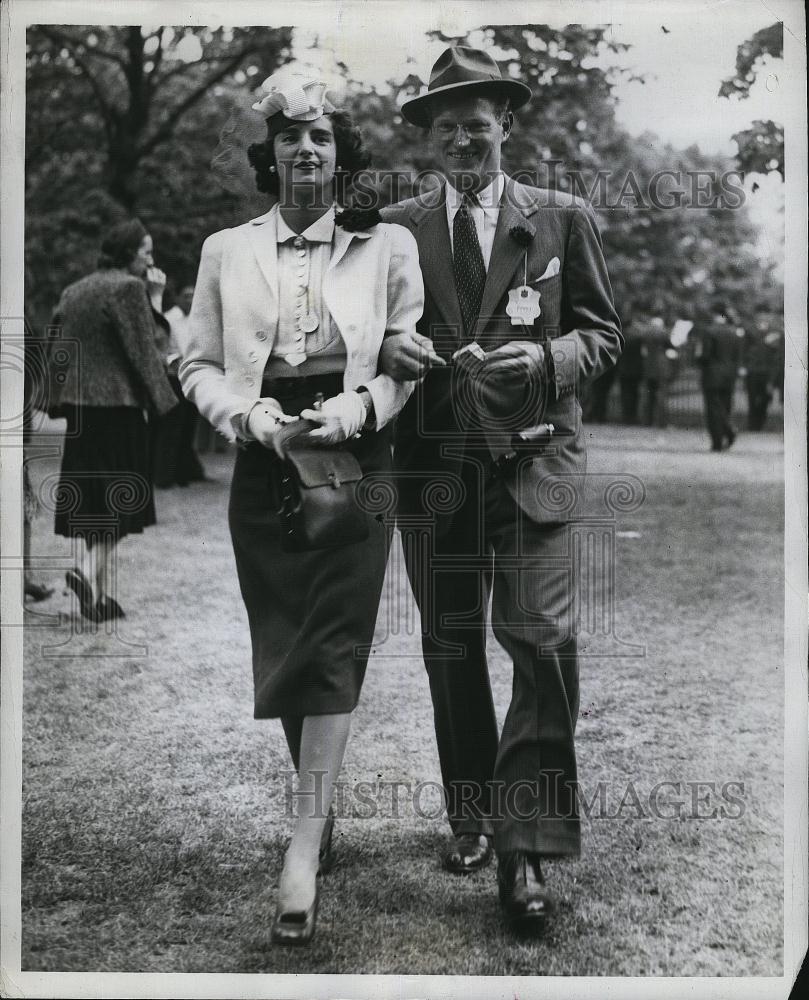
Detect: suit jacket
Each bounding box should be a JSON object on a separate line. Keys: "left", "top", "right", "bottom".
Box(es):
{"left": 179, "top": 206, "right": 424, "bottom": 442}
{"left": 697, "top": 322, "right": 744, "bottom": 388}
{"left": 47, "top": 269, "right": 177, "bottom": 417}
{"left": 381, "top": 176, "right": 623, "bottom": 525}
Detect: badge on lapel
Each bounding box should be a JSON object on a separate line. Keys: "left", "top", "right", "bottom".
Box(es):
{"left": 506, "top": 256, "right": 561, "bottom": 326}
{"left": 506, "top": 285, "right": 541, "bottom": 325}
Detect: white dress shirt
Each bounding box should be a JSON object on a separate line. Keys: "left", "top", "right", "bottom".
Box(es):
{"left": 269, "top": 204, "right": 345, "bottom": 375}
{"left": 445, "top": 172, "right": 504, "bottom": 271}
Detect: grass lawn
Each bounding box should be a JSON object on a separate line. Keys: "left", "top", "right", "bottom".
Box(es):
{"left": 20, "top": 422, "right": 784, "bottom": 976}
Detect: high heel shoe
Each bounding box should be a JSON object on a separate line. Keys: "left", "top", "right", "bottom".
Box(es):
{"left": 96, "top": 595, "right": 126, "bottom": 621}
{"left": 271, "top": 882, "right": 319, "bottom": 946}
{"left": 318, "top": 811, "right": 335, "bottom": 875}
{"left": 65, "top": 569, "right": 97, "bottom": 622}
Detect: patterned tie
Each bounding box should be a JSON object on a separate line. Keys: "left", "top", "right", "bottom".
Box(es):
{"left": 452, "top": 193, "right": 486, "bottom": 340}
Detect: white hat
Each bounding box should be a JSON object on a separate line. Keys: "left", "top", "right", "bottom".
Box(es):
{"left": 251, "top": 73, "right": 334, "bottom": 121}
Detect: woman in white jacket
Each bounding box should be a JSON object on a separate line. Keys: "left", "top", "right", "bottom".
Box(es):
{"left": 180, "top": 75, "right": 423, "bottom": 945}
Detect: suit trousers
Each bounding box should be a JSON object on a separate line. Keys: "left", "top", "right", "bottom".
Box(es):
{"left": 702, "top": 378, "right": 736, "bottom": 449}
{"left": 399, "top": 450, "right": 581, "bottom": 857}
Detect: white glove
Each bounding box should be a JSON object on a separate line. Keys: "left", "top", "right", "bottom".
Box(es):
{"left": 299, "top": 391, "right": 366, "bottom": 445}
{"left": 245, "top": 397, "right": 295, "bottom": 456}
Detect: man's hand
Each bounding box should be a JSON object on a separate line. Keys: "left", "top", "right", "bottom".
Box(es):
{"left": 379, "top": 331, "right": 446, "bottom": 381}
{"left": 481, "top": 341, "right": 545, "bottom": 382}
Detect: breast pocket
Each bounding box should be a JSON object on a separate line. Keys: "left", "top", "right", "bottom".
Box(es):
{"left": 535, "top": 273, "right": 563, "bottom": 334}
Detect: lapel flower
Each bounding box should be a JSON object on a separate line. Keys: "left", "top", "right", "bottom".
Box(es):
{"left": 509, "top": 224, "right": 534, "bottom": 247}
{"left": 335, "top": 207, "right": 382, "bottom": 232}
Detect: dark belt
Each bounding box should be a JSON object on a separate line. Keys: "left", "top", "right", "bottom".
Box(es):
{"left": 262, "top": 372, "right": 344, "bottom": 401}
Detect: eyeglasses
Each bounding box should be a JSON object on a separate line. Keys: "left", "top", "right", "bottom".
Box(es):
{"left": 430, "top": 121, "right": 495, "bottom": 140}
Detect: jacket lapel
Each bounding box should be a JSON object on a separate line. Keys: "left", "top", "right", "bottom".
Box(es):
{"left": 246, "top": 207, "right": 280, "bottom": 314}
{"left": 327, "top": 225, "right": 372, "bottom": 273}
{"left": 323, "top": 226, "right": 373, "bottom": 341}
{"left": 411, "top": 189, "right": 463, "bottom": 340}
{"left": 475, "top": 177, "right": 538, "bottom": 338}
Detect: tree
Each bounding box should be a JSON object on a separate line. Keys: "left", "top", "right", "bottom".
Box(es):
{"left": 25, "top": 25, "right": 291, "bottom": 325}
{"left": 718, "top": 23, "right": 783, "bottom": 100}
{"left": 27, "top": 25, "right": 293, "bottom": 209}
{"left": 718, "top": 23, "right": 784, "bottom": 178}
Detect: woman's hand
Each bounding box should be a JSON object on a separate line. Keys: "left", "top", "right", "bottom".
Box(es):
{"left": 299, "top": 391, "right": 366, "bottom": 445}
{"left": 246, "top": 397, "right": 294, "bottom": 457}
{"left": 146, "top": 266, "right": 167, "bottom": 312}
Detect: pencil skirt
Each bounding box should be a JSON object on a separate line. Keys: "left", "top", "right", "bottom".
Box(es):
{"left": 227, "top": 375, "right": 392, "bottom": 719}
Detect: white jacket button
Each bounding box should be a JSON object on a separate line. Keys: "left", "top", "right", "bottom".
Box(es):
{"left": 245, "top": 376, "right": 255, "bottom": 387}
{"left": 256, "top": 330, "right": 267, "bottom": 341}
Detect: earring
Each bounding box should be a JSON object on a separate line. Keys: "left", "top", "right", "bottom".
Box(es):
{"left": 268, "top": 165, "right": 277, "bottom": 174}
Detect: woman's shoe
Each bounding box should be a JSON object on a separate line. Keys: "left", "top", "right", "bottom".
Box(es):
{"left": 318, "top": 811, "right": 335, "bottom": 875}
{"left": 96, "top": 595, "right": 126, "bottom": 621}
{"left": 65, "top": 569, "right": 97, "bottom": 622}
{"left": 24, "top": 581, "right": 54, "bottom": 602}
{"left": 271, "top": 882, "right": 319, "bottom": 946}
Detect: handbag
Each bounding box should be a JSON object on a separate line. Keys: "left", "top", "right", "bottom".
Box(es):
{"left": 276, "top": 439, "right": 369, "bottom": 553}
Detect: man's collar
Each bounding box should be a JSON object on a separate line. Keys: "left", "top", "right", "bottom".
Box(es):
{"left": 276, "top": 204, "right": 336, "bottom": 244}
{"left": 445, "top": 172, "right": 504, "bottom": 211}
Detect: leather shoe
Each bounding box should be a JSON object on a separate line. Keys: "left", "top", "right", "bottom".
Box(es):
{"left": 24, "top": 581, "right": 54, "bottom": 602}
{"left": 443, "top": 833, "right": 493, "bottom": 874}
{"left": 497, "top": 851, "right": 554, "bottom": 934}
{"left": 65, "top": 569, "right": 97, "bottom": 623}
{"left": 271, "top": 882, "right": 319, "bottom": 947}
{"left": 96, "top": 596, "right": 126, "bottom": 621}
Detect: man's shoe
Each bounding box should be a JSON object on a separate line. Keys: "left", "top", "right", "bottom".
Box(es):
{"left": 497, "top": 851, "right": 554, "bottom": 935}
{"left": 443, "top": 833, "right": 493, "bottom": 874}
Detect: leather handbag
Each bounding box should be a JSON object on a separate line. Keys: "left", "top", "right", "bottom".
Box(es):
{"left": 276, "top": 441, "right": 369, "bottom": 553}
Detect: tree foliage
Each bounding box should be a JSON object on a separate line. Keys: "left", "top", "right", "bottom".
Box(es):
{"left": 718, "top": 23, "right": 783, "bottom": 100}
{"left": 718, "top": 23, "right": 784, "bottom": 178}
{"left": 25, "top": 25, "right": 292, "bottom": 325}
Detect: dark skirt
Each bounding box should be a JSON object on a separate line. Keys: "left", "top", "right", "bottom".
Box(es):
{"left": 54, "top": 405, "right": 157, "bottom": 541}
{"left": 228, "top": 374, "right": 392, "bottom": 719}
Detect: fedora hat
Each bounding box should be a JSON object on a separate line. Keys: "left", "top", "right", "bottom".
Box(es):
{"left": 401, "top": 45, "right": 532, "bottom": 127}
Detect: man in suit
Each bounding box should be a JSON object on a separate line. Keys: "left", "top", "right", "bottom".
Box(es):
{"left": 380, "top": 45, "right": 622, "bottom": 933}
{"left": 696, "top": 302, "right": 744, "bottom": 450}
{"left": 742, "top": 308, "right": 779, "bottom": 431}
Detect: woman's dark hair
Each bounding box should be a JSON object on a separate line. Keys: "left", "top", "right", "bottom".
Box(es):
{"left": 247, "top": 109, "right": 371, "bottom": 197}
{"left": 97, "top": 218, "right": 148, "bottom": 270}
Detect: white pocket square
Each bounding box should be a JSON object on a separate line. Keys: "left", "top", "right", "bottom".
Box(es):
{"left": 534, "top": 257, "right": 560, "bottom": 283}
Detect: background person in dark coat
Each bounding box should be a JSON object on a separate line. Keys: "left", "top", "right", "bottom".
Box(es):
{"left": 47, "top": 219, "right": 177, "bottom": 621}
{"left": 743, "top": 308, "right": 780, "bottom": 431}
{"left": 695, "top": 302, "right": 744, "bottom": 451}
{"left": 642, "top": 316, "right": 677, "bottom": 428}
{"left": 618, "top": 324, "right": 645, "bottom": 424}
{"left": 152, "top": 284, "right": 207, "bottom": 487}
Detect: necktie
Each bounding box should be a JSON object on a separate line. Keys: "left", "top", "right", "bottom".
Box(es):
{"left": 452, "top": 194, "right": 486, "bottom": 340}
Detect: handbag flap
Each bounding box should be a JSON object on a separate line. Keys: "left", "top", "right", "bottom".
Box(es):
{"left": 285, "top": 446, "right": 363, "bottom": 488}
